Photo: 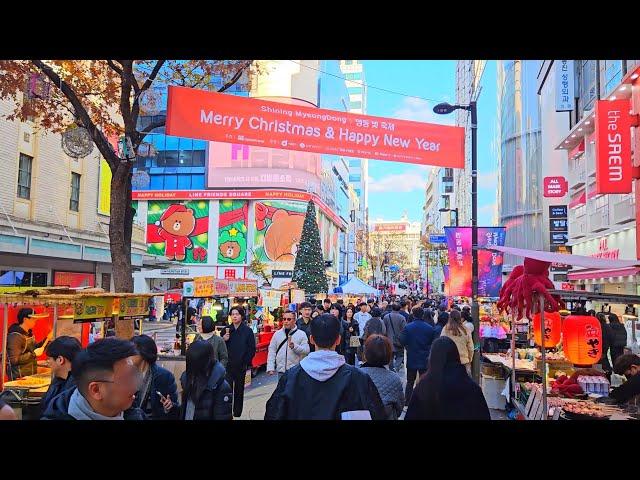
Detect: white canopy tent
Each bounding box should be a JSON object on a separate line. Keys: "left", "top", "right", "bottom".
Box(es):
{"left": 332, "top": 277, "right": 378, "bottom": 295}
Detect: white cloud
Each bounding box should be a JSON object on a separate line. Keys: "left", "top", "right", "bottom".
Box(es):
{"left": 368, "top": 168, "right": 429, "bottom": 193}
{"left": 478, "top": 203, "right": 497, "bottom": 215}
{"left": 392, "top": 97, "right": 455, "bottom": 125}
{"left": 478, "top": 170, "right": 498, "bottom": 190}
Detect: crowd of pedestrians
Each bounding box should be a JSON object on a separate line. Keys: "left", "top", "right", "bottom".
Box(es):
{"left": 1, "top": 294, "right": 496, "bottom": 421}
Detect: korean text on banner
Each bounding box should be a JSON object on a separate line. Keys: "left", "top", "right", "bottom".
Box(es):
{"left": 477, "top": 227, "right": 506, "bottom": 298}
{"left": 595, "top": 99, "right": 632, "bottom": 194}
{"left": 228, "top": 279, "right": 258, "bottom": 296}
{"left": 98, "top": 158, "right": 111, "bottom": 216}
{"left": 165, "top": 86, "right": 465, "bottom": 168}
{"left": 554, "top": 60, "right": 575, "bottom": 112}
{"left": 444, "top": 227, "right": 472, "bottom": 297}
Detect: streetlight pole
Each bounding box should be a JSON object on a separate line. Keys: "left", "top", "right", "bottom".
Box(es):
{"left": 469, "top": 100, "right": 480, "bottom": 383}
{"left": 434, "top": 100, "right": 480, "bottom": 382}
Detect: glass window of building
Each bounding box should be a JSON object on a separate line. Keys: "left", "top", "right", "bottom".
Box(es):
{"left": 350, "top": 100, "right": 362, "bottom": 109}
{"left": 349, "top": 159, "right": 361, "bottom": 167}
{"left": 579, "top": 60, "right": 597, "bottom": 114}
{"left": 349, "top": 174, "right": 361, "bottom": 182}
{"left": 69, "top": 172, "right": 81, "bottom": 211}
{"left": 17, "top": 153, "right": 33, "bottom": 199}
{"left": 601, "top": 60, "right": 623, "bottom": 96}
{"left": 345, "top": 72, "right": 361, "bottom": 81}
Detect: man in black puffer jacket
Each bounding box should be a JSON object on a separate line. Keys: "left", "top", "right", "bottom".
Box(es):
{"left": 41, "top": 338, "right": 146, "bottom": 420}
{"left": 264, "top": 314, "right": 386, "bottom": 420}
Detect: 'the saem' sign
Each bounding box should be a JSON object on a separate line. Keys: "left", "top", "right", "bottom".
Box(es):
{"left": 166, "top": 86, "right": 465, "bottom": 168}
{"left": 595, "top": 99, "right": 632, "bottom": 194}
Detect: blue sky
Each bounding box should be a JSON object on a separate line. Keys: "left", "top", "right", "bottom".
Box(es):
{"left": 359, "top": 60, "right": 498, "bottom": 227}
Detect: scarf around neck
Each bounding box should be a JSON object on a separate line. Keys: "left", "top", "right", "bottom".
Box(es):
{"left": 67, "top": 389, "right": 124, "bottom": 421}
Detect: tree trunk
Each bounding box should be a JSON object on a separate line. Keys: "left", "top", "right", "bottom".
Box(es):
{"left": 109, "top": 162, "right": 134, "bottom": 292}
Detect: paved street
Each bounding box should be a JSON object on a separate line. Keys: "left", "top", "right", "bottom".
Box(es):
{"left": 140, "top": 321, "right": 507, "bottom": 420}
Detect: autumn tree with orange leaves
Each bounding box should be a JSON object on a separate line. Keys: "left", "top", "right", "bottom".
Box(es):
{"left": 0, "top": 60, "right": 253, "bottom": 292}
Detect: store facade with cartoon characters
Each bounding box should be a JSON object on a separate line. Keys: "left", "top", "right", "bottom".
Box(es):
{"left": 132, "top": 191, "right": 345, "bottom": 293}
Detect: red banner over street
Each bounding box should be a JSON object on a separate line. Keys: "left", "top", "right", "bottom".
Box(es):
{"left": 165, "top": 86, "right": 465, "bottom": 168}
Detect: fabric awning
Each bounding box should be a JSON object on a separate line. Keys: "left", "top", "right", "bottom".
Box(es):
{"left": 488, "top": 245, "right": 640, "bottom": 269}
{"left": 567, "top": 267, "right": 640, "bottom": 281}
{"left": 568, "top": 191, "right": 586, "bottom": 208}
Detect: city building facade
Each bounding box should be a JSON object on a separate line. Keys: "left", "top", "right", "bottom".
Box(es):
{"left": 339, "top": 61, "right": 368, "bottom": 224}
{"left": 369, "top": 215, "right": 421, "bottom": 287}
{"left": 497, "top": 60, "right": 544, "bottom": 270}
{"left": 552, "top": 60, "right": 640, "bottom": 300}
{"left": 0, "top": 95, "right": 147, "bottom": 291}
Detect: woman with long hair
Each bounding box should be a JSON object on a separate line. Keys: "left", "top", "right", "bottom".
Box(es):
{"left": 404, "top": 336, "right": 490, "bottom": 420}
{"left": 181, "top": 340, "right": 232, "bottom": 420}
{"left": 130, "top": 335, "right": 179, "bottom": 420}
{"left": 439, "top": 309, "right": 474, "bottom": 375}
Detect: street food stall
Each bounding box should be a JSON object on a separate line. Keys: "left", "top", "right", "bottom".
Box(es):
{"left": 485, "top": 245, "right": 640, "bottom": 420}
{"left": 168, "top": 277, "right": 262, "bottom": 380}
{"left": 0, "top": 287, "right": 152, "bottom": 419}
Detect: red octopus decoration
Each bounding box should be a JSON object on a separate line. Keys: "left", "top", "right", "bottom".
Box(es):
{"left": 497, "top": 258, "right": 564, "bottom": 320}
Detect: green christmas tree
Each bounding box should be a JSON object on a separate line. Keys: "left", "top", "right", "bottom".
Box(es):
{"left": 292, "top": 200, "right": 328, "bottom": 294}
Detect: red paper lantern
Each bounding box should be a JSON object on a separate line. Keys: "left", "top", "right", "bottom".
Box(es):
{"left": 562, "top": 315, "right": 602, "bottom": 366}
{"left": 532, "top": 311, "right": 562, "bottom": 347}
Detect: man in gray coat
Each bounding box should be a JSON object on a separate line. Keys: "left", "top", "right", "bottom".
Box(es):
{"left": 382, "top": 303, "right": 406, "bottom": 373}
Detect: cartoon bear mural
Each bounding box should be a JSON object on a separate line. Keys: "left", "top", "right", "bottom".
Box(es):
{"left": 218, "top": 200, "right": 248, "bottom": 264}
{"left": 254, "top": 202, "right": 306, "bottom": 263}
{"left": 146, "top": 202, "right": 209, "bottom": 263}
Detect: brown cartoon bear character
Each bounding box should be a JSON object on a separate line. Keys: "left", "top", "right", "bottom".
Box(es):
{"left": 155, "top": 204, "right": 196, "bottom": 261}
{"left": 220, "top": 241, "right": 241, "bottom": 260}
{"left": 263, "top": 209, "right": 305, "bottom": 262}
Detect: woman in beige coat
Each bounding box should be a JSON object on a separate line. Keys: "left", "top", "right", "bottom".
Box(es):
{"left": 440, "top": 309, "right": 474, "bottom": 375}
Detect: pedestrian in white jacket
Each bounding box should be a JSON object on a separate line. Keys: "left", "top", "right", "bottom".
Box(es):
{"left": 267, "top": 311, "right": 310, "bottom": 376}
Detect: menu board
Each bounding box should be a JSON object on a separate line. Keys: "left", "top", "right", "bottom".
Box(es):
{"left": 119, "top": 296, "right": 149, "bottom": 317}
{"left": 228, "top": 279, "right": 258, "bottom": 296}
{"left": 74, "top": 296, "right": 115, "bottom": 321}
{"left": 193, "top": 277, "right": 231, "bottom": 297}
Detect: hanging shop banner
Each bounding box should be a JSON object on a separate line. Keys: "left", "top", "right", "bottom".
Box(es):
{"left": 53, "top": 271, "right": 96, "bottom": 288}
{"left": 194, "top": 277, "right": 231, "bottom": 297}
{"left": 444, "top": 227, "right": 472, "bottom": 297}
{"left": 166, "top": 86, "right": 465, "bottom": 168}
{"left": 228, "top": 279, "right": 258, "bottom": 296}
{"left": 554, "top": 60, "right": 575, "bottom": 112}
{"left": 543, "top": 176, "right": 568, "bottom": 198}
{"left": 477, "top": 227, "right": 506, "bottom": 298}
{"left": 595, "top": 99, "right": 632, "bottom": 194}
{"left": 260, "top": 289, "right": 283, "bottom": 309}
{"left": 445, "top": 227, "right": 506, "bottom": 298}
{"left": 549, "top": 205, "right": 568, "bottom": 218}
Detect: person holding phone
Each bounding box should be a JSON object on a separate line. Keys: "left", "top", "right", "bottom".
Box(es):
{"left": 222, "top": 306, "right": 256, "bottom": 418}
{"left": 129, "top": 335, "right": 179, "bottom": 420}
